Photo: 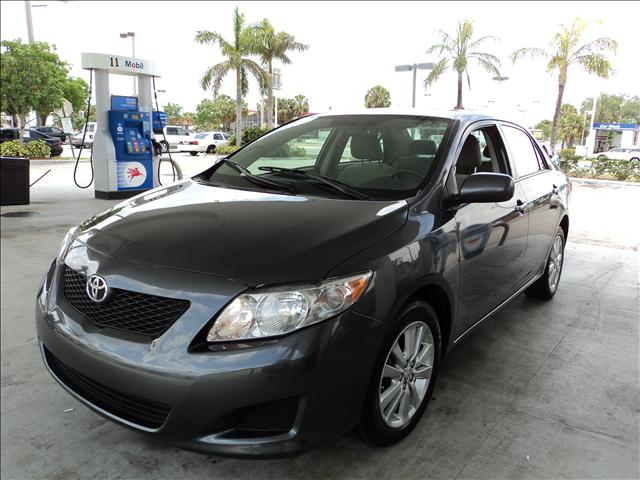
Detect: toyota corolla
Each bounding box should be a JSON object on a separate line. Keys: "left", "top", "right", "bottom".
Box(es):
{"left": 36, "top": 111, "right": 570, "bottom": 458}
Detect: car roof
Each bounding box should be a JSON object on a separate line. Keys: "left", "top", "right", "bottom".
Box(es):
{"left": 311, "top": 107, "right": 495, "bottom": 123}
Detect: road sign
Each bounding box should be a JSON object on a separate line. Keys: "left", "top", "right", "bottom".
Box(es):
{"left": 61, "top": 117, "right": 74, "bottom": 134}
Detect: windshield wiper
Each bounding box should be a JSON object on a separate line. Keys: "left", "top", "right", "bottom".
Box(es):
{"left": 220, "top": 159, "right": 297, "bottom": 195}
{"left": 257, "top": 166, "right": 372, "bottom": 200}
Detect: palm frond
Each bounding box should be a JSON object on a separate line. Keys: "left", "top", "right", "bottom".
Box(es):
{"left": 575, "top": 53, "right": 613, "bottom": 78}
{"left": 242, "top": 58, "right": 269, "bottom": 90}
{"left": 468, "top": 51, "right": 502, "bottom": 67}
{"left": 510, "top": 47, "right": 548, "bottom": 63}
{"left": 569, "top": 37, "right": 618, "bottom": 61}
{"left": 424, "top": 58, "right": 449, "bottom": 86}
{"left": 467, "top": 35, "right": 499, "bottom": 51}
{"left": 200, "top": 62, "right": 231, "bottom": 91}
{"left": 473, "top": 56, "right": 501, "bottom": 77}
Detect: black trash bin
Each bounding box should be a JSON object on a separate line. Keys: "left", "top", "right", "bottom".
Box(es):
{"left": 1, "top": 156, "right": 30, "bottom": 206}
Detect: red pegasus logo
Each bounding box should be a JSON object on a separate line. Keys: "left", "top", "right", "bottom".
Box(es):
{"left": 127, "top": 167, "right": 143, "bottom": 181}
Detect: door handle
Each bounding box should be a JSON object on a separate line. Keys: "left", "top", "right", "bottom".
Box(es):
{"left": 515, "top": 199, "right": 526, "bottom": 214}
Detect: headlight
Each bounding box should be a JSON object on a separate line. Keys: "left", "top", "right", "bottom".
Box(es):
{"left": 57, "top": 227, "right": 76, "bottom": 261}
{"left": 207, "top": 271, "right": 372, "bottom": 342}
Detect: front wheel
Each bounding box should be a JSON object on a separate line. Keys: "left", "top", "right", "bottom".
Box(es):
{"left": 206, "top": 145, "right": 216, "bottom": 154}
{"left": 525, "top": 227, "right": 565, "bottom": 300}
{"left": 358, "top": 301, "right": 441, "bottom": 447}
{"left": 189, "top": 151, "right": 198, "bottom": 156}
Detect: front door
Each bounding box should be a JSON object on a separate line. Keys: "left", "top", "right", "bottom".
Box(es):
{"left": 453, "top": 125, "right": 529, "bottom": 337}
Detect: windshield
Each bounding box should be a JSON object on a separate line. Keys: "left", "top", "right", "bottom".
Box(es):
{"left": 202, "top": 115, "right": 453, "bottom": 200}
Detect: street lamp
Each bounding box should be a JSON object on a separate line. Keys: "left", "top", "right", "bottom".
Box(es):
{"left": 395, "top": 62, "right": 436, "bottom": 108}
{"left": 120, "top": 32, "right": 136, "bottom": 95}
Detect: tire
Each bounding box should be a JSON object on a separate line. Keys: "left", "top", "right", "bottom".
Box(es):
{"left": 525, "top": 227, "right": 565, "bottom": 300}
{"left": 160, "top": 141, "right": 169, "bottom": 153}
{"left": 206, "top": 145, "right": 216, "bottom": 154}
{"left": 358, "top": 301, "right": 441, "bottom": 447}
{"left": 597, "top": 155, "right": 606, "bottom": 160}
{"left": 189, "top": 151, "right": 198, "bottom": 156}
{"left": 630, "top": 157, "right": 639, "bottom": 162}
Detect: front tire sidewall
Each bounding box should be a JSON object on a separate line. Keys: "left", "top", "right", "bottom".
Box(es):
{"left": 359, "top": 301, "right": 441, "bottom": 447}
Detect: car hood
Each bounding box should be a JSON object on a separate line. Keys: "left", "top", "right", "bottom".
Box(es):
{"left": 74, "top": 179, "right": 408, "bottom": 286}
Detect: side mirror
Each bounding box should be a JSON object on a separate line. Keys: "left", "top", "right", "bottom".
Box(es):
{"left": 458, "top": 173, "right": 514, "bottom": 204}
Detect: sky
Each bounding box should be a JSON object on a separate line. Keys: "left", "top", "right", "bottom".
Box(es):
{"left": 1, "top": 1, "right": 638, "bottom": 127}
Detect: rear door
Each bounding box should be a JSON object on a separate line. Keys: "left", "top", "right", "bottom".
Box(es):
{"left": 453, "top": 122, "right": 529, "bottom": 337}
{"left": 500, "top": 123, "right": 563, "bottom": 281}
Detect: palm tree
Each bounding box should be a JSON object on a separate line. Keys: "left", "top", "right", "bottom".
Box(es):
{"left": 195, "top": 8, "right": 267, "bottom": 146}
{"left": 292, "top": 94, "right": 309, "bottom": 118}
{"left": 364, "top": 85, "right": 391, "bottom": 108}
{"left": 254, "top": 19, "right": 308, "bottom": 130}
{"left": 425, "top": 19, "right": 501, "bottom": 110}
{"left": 510, "top": 17, "right": 617, "bottom": 146}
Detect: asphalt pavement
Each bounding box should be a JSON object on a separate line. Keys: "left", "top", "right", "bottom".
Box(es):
{"left": 1, "top": 159, "right": 638, "bottom": 479}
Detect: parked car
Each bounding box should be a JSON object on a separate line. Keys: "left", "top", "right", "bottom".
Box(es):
{"left": 597, "top": 147, "right": 640, "bottom": 162}
{"left": 536, "top": 141, "right": 560, "bottom": 166}
{"left": 33, "top": 126, "right": 67, "bottom": 143}
{"left": 37, "top": 110, "right": 570, "bottom": 458}
{"left": 152, "top": 125, "right": 191, "bottom": 153}
{"left": 179, "top": 131, "right": 230, "bottom": 155}
{"left": 71, "top": 122, "right": 97, "bottom": 148}
{"left": 0, "top": 128, "right": 63, "bottom": 157}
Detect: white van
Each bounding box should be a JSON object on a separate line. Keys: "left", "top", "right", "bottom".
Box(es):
{"left": 71, "top": 122, "right": 97, "bottom": 147}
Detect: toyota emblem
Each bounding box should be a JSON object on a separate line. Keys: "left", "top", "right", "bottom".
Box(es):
{"left": 86, "top": 275, "right": 110, "bottom": 303}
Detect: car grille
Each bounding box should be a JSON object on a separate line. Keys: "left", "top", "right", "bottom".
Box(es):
{"left": 43, "top": 346, "right": 170, "bottom": 429}
{"left": 62, "top": 265, "right": 190, "bottom": 337}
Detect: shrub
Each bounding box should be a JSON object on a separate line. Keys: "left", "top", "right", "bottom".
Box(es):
{"left": 23, "top": 139, "right": 52, "bottom": 158}
{"left": 1, "top": 139, "right": 51, "bottom": 158}
{"left": 215, "top": 145, "right": 240, "bottom": 155}
{"left": 265, "top": 143, "right": 306, "bottom": 158}
{"left": 559, "top": 148, "right": 576, "bottom": 159}
{"left": 0, "top": 140, "right": 26, "bottom": 157}
{"left": 228, "top": 127, "right": 269, "bottom": 146}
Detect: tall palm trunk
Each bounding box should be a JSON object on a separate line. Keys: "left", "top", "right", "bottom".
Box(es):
{"left": 266, "top": 60, "right": 274, "bottom": 130}
{"left": 455, "top": 71, "right": 464, "bottom": 110}
{"left": 550, "top": 80, "right": 566, "bottom": 147}
{"left": 235, "top": 68, "right": 242, "bottom": 147}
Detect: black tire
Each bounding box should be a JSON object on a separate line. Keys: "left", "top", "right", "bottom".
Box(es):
{"left": 597, "top": 155, "right": 606, "bottom": 160}
{"left": 358, "top": 300, "right": 441, "bottom": 447}
{"left": 206, "top": 145, "right": 216, "bottom": 154}
{"left": 630, "top": 157, "right": 639, "bottom": 162}
{"left": 525, "top": 227, "right": 565, "bottom": 300}
{"left": 189, "top": 151, "right": 198, "bottom": 156}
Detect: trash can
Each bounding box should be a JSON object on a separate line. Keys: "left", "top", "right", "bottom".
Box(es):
{"left": 1, "top": 156, "right": 30, "bottom": 206}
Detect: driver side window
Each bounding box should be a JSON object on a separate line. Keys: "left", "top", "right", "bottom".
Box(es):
{"left": 455, "top": 126, "right": 510, "bottom": 191}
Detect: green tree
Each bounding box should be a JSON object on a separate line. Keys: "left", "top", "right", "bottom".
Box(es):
{"left": 194, "top": 99, "right": 221, "bottom": 131}
{"left": 62, "top": 77, "right": 88, "bottom": 115}
{"left": 534, "top": 119, "right": 553, "bottom": 140}
{"left": 195, "top": 7, "right": 268, "bottom": 146}
{"left": 215, "top": 94, "right": 238, "bottom": 131}
{"left": 0, "top": 40, "right": 70, "bottom": 134}
{"left": 511, "top": 17, "right": 617, "bottom": 146}
{"left": 557, "top": 104, "right": 583, "bottom": 148}
{"left": 163, "top": 102, "right": 184, "bottom": 125}
{"left": 292, "top": 94, "right": 309, "bottom": 118}
{"left": 276, "top": 97, "right": 296, "bottom": 124}
{"left": 253, "top": 19, "right": 308, "bottom": 129}
{"left": 364, "top": 85, "right": 391, "bottom": 108}
{"left": 581, "top": 93, "right": 640, "bottom": 124}
{"left": 425, "top": 20, "right": 501, "bottom": 110}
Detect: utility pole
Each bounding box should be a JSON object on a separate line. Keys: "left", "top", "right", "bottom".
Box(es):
{"left": 395, "top": 63, "right": 436, "bottom": 108}
{"left": 24, "top": 1, "right": 34, "bottom": 42}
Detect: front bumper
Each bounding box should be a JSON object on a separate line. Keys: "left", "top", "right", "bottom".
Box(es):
{"left": 36, "top": 256, "right": 386, "bottom": 458}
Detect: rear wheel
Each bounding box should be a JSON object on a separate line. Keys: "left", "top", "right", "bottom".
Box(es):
{"left": 358, "top": 301, "right": 441, "bottom": 447}
{"left": 525, "top": 227, "right": 565, "bottom": 300}
{"left": 189, "top": 151, "right": 198, "bottom": 156}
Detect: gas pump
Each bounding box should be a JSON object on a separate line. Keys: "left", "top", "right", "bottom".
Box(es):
{"left": 79, "top": 52, "right": 169, "bottom": 199}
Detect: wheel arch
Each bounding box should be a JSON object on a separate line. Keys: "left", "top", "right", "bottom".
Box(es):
{"left": 407, "top": 283, "right": 453, "bottom": 359}
{"left": 559, "top": 215, "right": 569, "bottom": 243}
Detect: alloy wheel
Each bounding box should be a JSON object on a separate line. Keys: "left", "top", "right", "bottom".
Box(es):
{"left": 378, "top": 321, "right": 434, "bottom": 429}
{"left": 547, "top": 234, "right": 564, "bottom": 292}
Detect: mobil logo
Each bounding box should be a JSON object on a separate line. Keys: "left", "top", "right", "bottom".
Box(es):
{"left": 125, "top": 59, "right": 144, "bottom": 70}
{"left": 117, "top": 161, "right": 147, "bottom": 188}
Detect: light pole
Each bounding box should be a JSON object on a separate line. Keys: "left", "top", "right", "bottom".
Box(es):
{"left": 120, "top": 32, "right": 136, "bottom": 96}
{"left": 395, "top": 63, "right": 436, "bottom": 108}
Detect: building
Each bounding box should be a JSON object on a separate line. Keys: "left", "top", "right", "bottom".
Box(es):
{"left": 587, "top": 122, "right": 640, "bottom": 154}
